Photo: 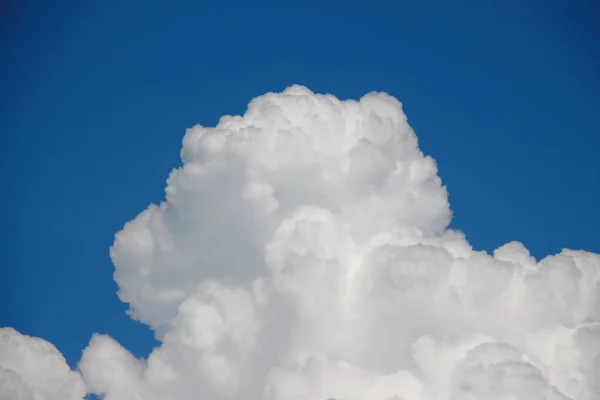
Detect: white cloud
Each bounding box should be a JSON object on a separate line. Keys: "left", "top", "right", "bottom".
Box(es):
{"left": 2, "top": 86, "right": 599, "bottom": 400}
{"left": 0, "top": 328, "right": 85, "bottom": 400}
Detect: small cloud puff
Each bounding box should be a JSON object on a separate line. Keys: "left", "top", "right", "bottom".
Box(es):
{"left": 0, "top": 328, "right": 85, "bottom": 400}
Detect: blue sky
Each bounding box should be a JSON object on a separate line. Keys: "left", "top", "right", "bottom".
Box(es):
{"left": 1, "top": 0, "right": 599, "bottom": 370}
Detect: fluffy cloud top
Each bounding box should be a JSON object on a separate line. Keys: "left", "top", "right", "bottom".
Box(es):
{"left": 2, "top": 86, "right": 599, "bottom": 400}
{"left": 0, "top": 328, "right": 85, "bottom": 400}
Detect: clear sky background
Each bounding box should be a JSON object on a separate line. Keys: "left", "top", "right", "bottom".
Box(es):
{"left": 1, "top": 0, "right": 599, "bottom": 370}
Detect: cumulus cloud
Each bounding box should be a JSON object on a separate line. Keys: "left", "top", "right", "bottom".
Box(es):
{"left": 0, "top": 328, "right": 85, "bottom": 400}
{"left": 2, "top": 85, "right": 599, "bottom": 400}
